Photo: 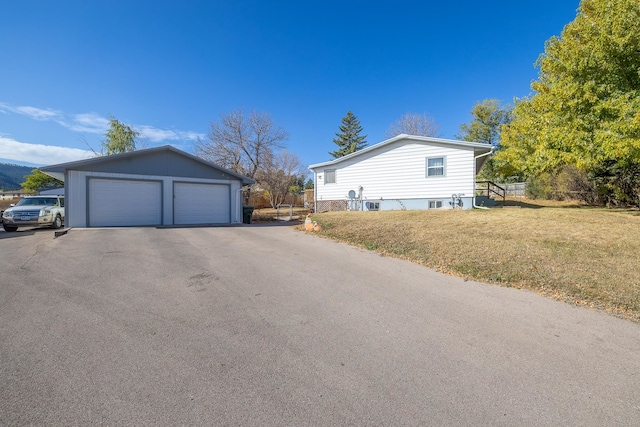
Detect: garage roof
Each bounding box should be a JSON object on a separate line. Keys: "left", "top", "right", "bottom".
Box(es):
{"left": 40, "top": 145, "right": 255, "bottom": 185}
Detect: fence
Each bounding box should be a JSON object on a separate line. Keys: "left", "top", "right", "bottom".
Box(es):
{"left": 503, "top": 182, "right": 526, "bottom": 197}
{"left": 304, "top": 189, "right": 314, "bottom": 207}
{"left": 315, "top": 200, "right": 347, "bottom": 212}
{"left": 247, "top": 191, "right": 305, "bottom": 208}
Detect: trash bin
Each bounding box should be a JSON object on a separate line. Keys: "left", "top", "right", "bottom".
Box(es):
{"left": 242, "top": 205, "right": 254, "bottom": 224}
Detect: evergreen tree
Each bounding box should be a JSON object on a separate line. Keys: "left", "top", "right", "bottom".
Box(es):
{"left": 304, "top": 178, "right": 314, "bottom": 190}
{"left": 329, "top": 111, "right": 367, "bottom": 158}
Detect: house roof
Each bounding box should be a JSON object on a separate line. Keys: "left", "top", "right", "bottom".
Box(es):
{"left": 39, "top": 145, "right": 255, "bottom": 185}
{"left": 309, "top": 134, "right": 493, "bottom": 170}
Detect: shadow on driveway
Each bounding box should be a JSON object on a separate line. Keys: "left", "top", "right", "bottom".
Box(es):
{"left": 155, "top": 220, "right": 303, "bottom": 229}
{"left": 0, "top": 227, "right": 52, "bottom": 239}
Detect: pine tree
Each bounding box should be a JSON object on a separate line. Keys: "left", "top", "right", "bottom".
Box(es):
{"left": 304, "top": 178, "right": 314, "bottom": 189}
{"left": 329, "top": 111, "right": 367, "bottom": 158}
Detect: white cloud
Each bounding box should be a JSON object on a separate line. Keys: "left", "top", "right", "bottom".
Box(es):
{"left": 0, "top": 102, "right": 63, "bottom": 121}
{"left": 0, "top": 136, "right": 94, "bottom": 166}
{"left": 138, "top": 126, "right": 180, "bottom": 142}
{"left": 64, "top": 113, "right": 110, "bottom": 133}
{"left": 138, "top": 125, "right": 204, "bottom": 143}
{"left": 180, "top": 131, "right": 205, "bottom": 141}
{"left": 16, "top": 106, "right": 62, "bottom": 121}
{"left": 0, "top": 101, "right": 204, "bottom": 143}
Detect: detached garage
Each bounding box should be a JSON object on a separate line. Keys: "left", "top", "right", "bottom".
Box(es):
{"left": 173, "top": 182, "right": 230, "bottom": 225}
{"left": 40, "top": 145, "right": 254, "bottom": 228}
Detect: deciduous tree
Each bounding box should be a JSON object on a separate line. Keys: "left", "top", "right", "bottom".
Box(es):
{"left": 457, "top": 99, "right": 512, "bottom": 181}
{"left": 195, "top": 109, "right": 288, "bottom": 180}
{"left": 496, "top": 0, "right": 640, "bottom": 205}
{"left": 329, "top": 111, "right": 367, "bottom": 158}
{"left": 102, "top": 115, "right": 139, "bottom": 155}
{"left": 21, "top": 169, "right": 63, "bottom": 193}
{"left": 457, "top": 100, "right": 511, "bottom": 147}
{"left": 257, "top": 150, "right": 305, "bottom": 208}
{"left": 385, "top": 112, "right": 440, "bottom": 138}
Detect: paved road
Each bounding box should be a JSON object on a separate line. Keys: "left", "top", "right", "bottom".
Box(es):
{"left": 1, "top": 225, "right": 639, "bottom": 426}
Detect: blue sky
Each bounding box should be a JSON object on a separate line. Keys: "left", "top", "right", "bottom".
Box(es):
{"left": 0, "top": 1, "right": 580, "bottom": 169}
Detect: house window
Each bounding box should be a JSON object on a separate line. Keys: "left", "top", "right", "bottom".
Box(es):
{"left": 366, "top": 201, "right": 380, "bottom": 211}
{"left": 426, "top": 157, "right": 445, "bottom": 177}
{"left": 429, "top": 200, "right": 442, "bottom": 209}
{"left": 325, "top": 169, "right": 336, "bottom": 184}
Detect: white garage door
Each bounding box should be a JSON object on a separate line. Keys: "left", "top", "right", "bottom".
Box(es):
{"left": 174, "top": 182, "right": 230, "bottom": 224}
{"left": 89, "top": 178, "right": 162, "bottom": 227}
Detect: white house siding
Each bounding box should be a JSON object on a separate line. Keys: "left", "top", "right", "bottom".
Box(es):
{"left": 65, "top": 170, "right": 242, "bottom": 227}
{"left": 314, "top": 141, "right": 476, "bottom": 203}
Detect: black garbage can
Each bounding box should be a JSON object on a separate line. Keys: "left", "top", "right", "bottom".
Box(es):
{"left": 242, "top": 205, "right": 254, "bottom": 224}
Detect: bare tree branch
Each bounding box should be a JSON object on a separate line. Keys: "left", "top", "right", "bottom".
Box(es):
{"left": 195, "top": 109, "right": 288, "bottom": 180}
{"left": 385, "top": 112, "right": 440, "bottom": 138}
{"left": 257, "top": 150, "right": 305, "bottom": 208}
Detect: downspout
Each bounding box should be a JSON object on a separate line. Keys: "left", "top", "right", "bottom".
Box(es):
{"left": 473, "top": 149, "right": 494, "bottom": 209}
{"left": 313, "top": 171, "right": 318, "bottom": 213}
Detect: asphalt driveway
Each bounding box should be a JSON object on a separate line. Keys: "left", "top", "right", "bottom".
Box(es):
{"left": 1, "top": 225, "right": 639, "bottom": 425}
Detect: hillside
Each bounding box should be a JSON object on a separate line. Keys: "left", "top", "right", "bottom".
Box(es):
{"left": 0, "top": 163, "right": 33, "bottom": 191}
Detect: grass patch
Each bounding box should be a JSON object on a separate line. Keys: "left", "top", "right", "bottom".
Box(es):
{"left": 307, "top": 202, "right": 640, "bottom": 323}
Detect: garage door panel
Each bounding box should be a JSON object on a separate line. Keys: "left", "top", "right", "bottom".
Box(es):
{"left": 174, "top": 183, "right": 230, "bottom": 224}
{"left": 89, "top": 179, "right": 162, "bottom": 227}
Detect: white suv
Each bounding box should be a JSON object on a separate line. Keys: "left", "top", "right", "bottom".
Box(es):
{"left": 2, "top": 195, "right": 65, "bottom": 232}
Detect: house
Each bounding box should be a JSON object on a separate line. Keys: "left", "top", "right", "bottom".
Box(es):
{"left": 39, "top": 186, "right": 65, "bottom": 195}
{"left": 0, "top": 191, "right": 29, "bottom": 200}
{"left": 39, "top": 145, "right": 254, "bottom": 227}
{"left": 308, "top": 134, "right": 492, "bottom": 212}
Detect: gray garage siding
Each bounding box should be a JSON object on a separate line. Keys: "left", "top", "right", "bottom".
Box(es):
{"left": 41, "top": 145, "right": 253, "bottom": 228}
{"left": 65, "top": 170, "right": 243, "bottom": 227}
{"left": 64, "top": 149, "right": 240, "bottom": 181}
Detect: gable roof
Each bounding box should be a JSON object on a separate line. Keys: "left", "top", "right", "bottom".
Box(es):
{"left": 39, "top": 145, "right": 254, "bottom": 185}
{"left": 309, "top": 134, "right": 492, "bottom": 170}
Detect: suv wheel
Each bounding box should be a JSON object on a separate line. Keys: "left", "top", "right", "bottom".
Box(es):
{"left": 3, "top": 224, "right": 17, "bottom": 232}
{"left": 51, "top": 215, "right": 62, "bottom": 229}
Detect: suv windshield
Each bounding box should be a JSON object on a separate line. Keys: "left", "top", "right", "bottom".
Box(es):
{"left": 16, "top": 197, "right": 59, "bottom": 206}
